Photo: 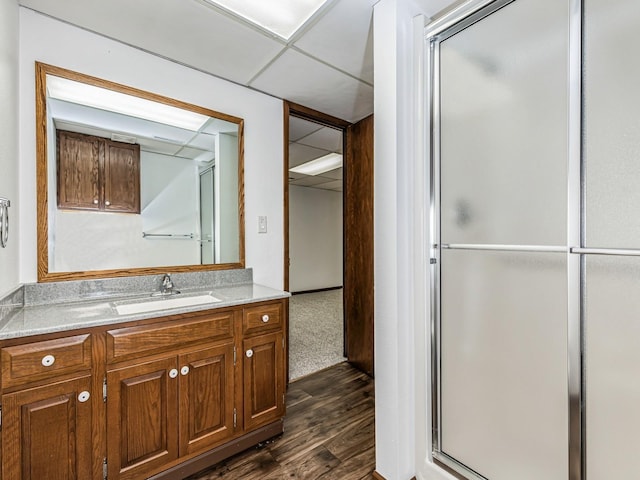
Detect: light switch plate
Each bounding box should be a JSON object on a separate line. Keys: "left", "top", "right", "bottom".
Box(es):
{"left": 258, "top": 216, "right": 267, "bottom": 234}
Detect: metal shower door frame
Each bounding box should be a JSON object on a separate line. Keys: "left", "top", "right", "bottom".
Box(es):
{"left": 426, "top": 1, "right": 583, "bottom": 479}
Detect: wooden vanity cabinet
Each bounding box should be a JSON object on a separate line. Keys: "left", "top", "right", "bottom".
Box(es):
{"left": 57, "top": 130, "right": 140, "bottom": 213}
{"left": 105, "top": 343, "right": 237, "bottom": 480}
{"left": 241, "top": 303, "right": 286, "bottom": 431}
{"left": 2, "top": 375, "right": 94, "bottom": 480}
{"left": 105, "top": 311, "right": 237, "bottom": 480}
{"left": 0, "top": 298, "right": 287, "bottom": 480}
{"left": 0, "top": 334, "right": 94, "bottom": 480}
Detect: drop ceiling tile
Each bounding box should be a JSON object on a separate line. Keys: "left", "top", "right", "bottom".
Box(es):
{"left": 311, "top": 179, "right": 343, "bottom": 190}
{"left": 289, "top": 116, "right": 323, "bottom": 142}
{"left": 187, "top": 132, "right": 216, "bottom": 151}
{"left": 251, "top": 49, "right": 374, "bottom": 123}
{"left": 21, "top": 0, "right": 285, "bottom": 84}
{"left": 138, "top": 137, "right": 183, "bottom": 156}
{"left": 175, "top": 145, "right": 208, "bottom": 159}
{"left": 289, "top": 143, "right": 330, "bottom": 168}
{"left": 297, "top": 126, "right": 343, "bottom": 153}
{"left": 321, "top": 167, "right": 342, "bottom": 180}
{"left": 290, "top": 175, "right": 333, "bottom": 187}
{"left": 294, "top": 0, "right": 376, "bottom": 84}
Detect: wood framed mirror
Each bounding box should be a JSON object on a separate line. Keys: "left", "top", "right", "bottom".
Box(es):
{"left": 36, "top": 62, "right": 245, "bottom": 282}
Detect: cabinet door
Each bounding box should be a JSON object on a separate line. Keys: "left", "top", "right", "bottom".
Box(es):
{"left": 104, "top": 140, "right": 140, "bottom": 213}
{"left": 178, "top": 342, "right": 235, "bottom": 456}
{"left": 106, "top": 357, "right": 178, "bottom": 480}
{"left": 2, "top": 375, "right": 92, "bottom": 480}
{"left": 57, "top": 130, "right": 101, "bottom": 210}
{"left": 243, "top": 332, "right": 285, "bottom": 431}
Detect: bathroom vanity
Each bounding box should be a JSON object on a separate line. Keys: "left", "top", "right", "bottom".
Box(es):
{"left": 0, "top": 60, "right": 290, "bottom": 479}
{"left": 0, "top": 279, "right": 288, "bottom": 480}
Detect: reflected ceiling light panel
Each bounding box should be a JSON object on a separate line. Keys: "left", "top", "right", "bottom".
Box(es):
{"left": 205, "top": 0, "right": 329, "bottom": 40}
{"left": 47, "top": 76, "right": 209, "bottom": 131}
{"left": 289, "top": 153, "right": 342, "bottom": 176}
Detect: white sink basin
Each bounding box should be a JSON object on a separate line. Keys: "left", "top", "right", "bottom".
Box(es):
{"left": 113, "top": 293, "right": 221, "bottom": 315}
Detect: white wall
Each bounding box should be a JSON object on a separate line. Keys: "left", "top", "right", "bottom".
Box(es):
{"left": 50, "top": 150, "right": 201, "bottom": 272}
{"left": 18, "top": 8, "right": 284, "bottom": 289}
{"left": 0, "top": 0, "right": 19, "bottom": 298}
{"left": 373, "top": 1, "right": 457, "bottom": 480}
{"left": 289, "top": 185, "right": 342, "bottom": 292}
{"left": 216, "top": 132, "right": 239, "bottom": 263}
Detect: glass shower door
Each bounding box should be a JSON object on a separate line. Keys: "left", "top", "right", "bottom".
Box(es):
{"left": 431, "top": 0, "right": 570, "bottom": 478}
{"left": 583, "top": 0, "right": 640, "bottom": 477}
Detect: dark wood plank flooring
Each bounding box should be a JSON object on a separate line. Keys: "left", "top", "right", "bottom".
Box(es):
{"left": 186, "top": 362, "right": 375, "bottom": 479}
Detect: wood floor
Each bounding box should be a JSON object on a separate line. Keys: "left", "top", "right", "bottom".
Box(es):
{"left": 186, "top": 362, "right": 375, "bottom": 479}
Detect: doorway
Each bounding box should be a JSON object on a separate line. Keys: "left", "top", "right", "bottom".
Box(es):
{"left": 288, "top": 114, "right": 345, "bottom": 380}
{"left": 283, "top": 102, "right": 374, "bottom": 381}
{"left": 199, "top": 167, "right": 214, "bottom": 264}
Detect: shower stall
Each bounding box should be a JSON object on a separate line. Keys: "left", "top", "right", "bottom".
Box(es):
{"left": 428, "top": 0, "right": 640, "bottom": 479}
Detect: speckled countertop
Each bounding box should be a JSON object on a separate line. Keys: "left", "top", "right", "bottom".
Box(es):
{"left": 0, "top": 270, "right": 290, "bottom": 341}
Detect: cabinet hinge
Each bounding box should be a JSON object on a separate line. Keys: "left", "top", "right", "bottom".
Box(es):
{"left": 102, "top": 457, "right": 108, "bottom": 480}
{"left": 103, "top": 377, "right": 107, "bottom": 402}
{"left": 0, "top": 405, "right": 2, "bottom": 429}
{"left": 233, "top": 346, "right": 237, "bottom": 366}
{"left": 282, "top": 337, "right": 285, "bottom": 349}
{"left": 233, "top": 408, "right": 237, "bottom": 429}
{"left": 430, "top": 258, "right": 437, "bottom": 264}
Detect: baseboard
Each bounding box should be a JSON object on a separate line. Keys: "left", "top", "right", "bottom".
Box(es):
{"left": 373, "top": 472, "right": 416, "bottom": 480}
{"left": 291, "top": 286, "right": 342, "bottom": 295}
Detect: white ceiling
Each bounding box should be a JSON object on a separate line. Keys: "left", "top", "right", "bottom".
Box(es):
{"left": 19, "top": 0, "right": 455, "bottom": 123}
{"left": 289, "top": 116, "right": 343, "bottom": 192}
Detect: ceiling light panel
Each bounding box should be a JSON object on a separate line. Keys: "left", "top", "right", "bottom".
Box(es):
{"left": 47, "top": 75, "right": 209, "bottom": 131}
{"left": 205, "top": 0, "right": 329, "bottom": 40}
{"left": 289, "top": 152, "right": 342, "bottom": 176}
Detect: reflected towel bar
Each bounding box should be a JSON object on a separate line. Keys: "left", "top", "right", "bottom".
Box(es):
{"left": 142, "top": 233, "right": 194, "bottom": 239}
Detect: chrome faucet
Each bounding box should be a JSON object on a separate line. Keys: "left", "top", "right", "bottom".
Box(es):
{"left": 157, "top": 273, "right": 180, "bottom": 296}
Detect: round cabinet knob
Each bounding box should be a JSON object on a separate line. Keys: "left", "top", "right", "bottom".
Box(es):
{"left": 180, "top": 366, "right": 190, "bottom": 376}
{"left": 246, "top": 349, "right": 253, "bottom": 358}
{"left": 41, "top": 354, "right": 55, "bottom": 367}
{"left": 262, "top": 314, "right": 270, "bottom": 323}
{"left": 105, "top": 201, "right": 111, "bottom": 206}
{"left": 169, "top": 368, "right": 178, "bottom": 378}
{"left": 78, "top": 391, "right": 90, "bottom": 403}
{"left": 93, "top": 199, "right": 99, "bottom": 205}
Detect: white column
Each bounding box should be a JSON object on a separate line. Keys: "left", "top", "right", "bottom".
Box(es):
{"left": 0, "top": 0, "right": 19, "bottom": 297}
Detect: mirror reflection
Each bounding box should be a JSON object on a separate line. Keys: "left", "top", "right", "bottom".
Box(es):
{"left": 36, "top": 63, "right": 244, "bottom": 281}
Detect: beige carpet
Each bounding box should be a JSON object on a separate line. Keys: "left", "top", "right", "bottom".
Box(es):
{"left": 289, "top": 289, "right": 346, "bottom": 381}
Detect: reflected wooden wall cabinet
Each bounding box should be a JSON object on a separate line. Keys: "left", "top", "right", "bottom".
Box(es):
{"left": 57, "top": 130, "right": 140, "bottom": 214}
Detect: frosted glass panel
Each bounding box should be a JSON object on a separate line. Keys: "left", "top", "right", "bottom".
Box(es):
{"left": 584, "top": 0, "right": 640, "bottom": 248}
{"left": 440, "top": 249, "right": 567, "bottom": 480}
{"left": 440, "top": 0, "right": 568, "bottom": 246}
{"left": 585, "top": 256, "right": 640, "bottom": 479}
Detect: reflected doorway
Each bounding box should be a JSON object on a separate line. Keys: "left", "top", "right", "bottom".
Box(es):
{"left": 199, "top": 167, "right": 215, "bottom": 264}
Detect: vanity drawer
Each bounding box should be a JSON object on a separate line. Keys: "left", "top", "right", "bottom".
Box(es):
{"left": 1, "top": 334, "right": 92, "bottom": 388}
{"left": 243, "top": 302, "right": 283, "bottom": 336}
{"left": 106, "top": 310, "right": 234, "bottom": 363}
